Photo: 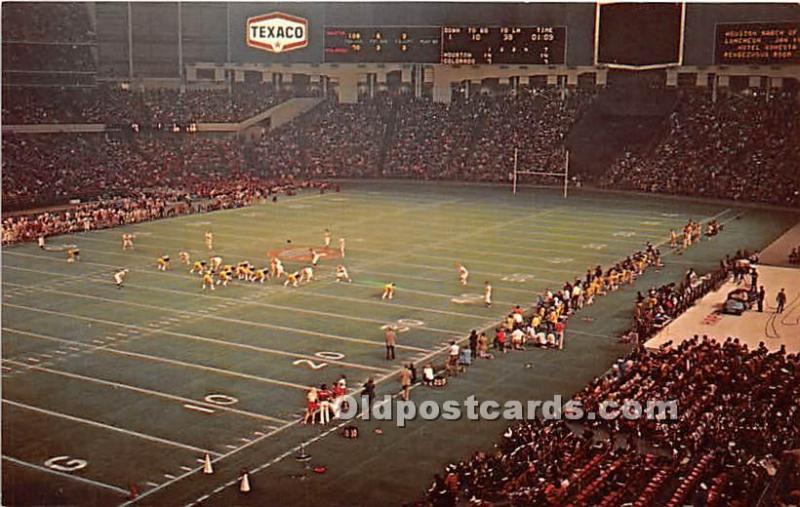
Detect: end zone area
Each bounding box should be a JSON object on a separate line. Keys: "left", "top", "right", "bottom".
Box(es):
{"left": 2, "top": 182, "right": 797, "bottom": 506}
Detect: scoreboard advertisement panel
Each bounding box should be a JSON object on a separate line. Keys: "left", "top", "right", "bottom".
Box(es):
{"left": 324, "top": 26, "right": 441, "bottom": 63}
{"left": 441, "top": 26, "right": 567, "bottom": 65}
{"left": 715, "top": 22, "right": 800, "bottom": 65}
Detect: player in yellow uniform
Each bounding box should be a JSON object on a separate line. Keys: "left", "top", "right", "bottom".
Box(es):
{"left": 284, "top": 271, "right": 300, "bottom": 287}
{"left": 179, "top": 251, "right": 191, "bottom": 265}
{"left": 190, "top": 260, "right": 205, "bottom": 275}
{"left": 67, "top": 248, "right": 80, "bottom": 263}
{"left": 156, "top": 255, "right": 170, "bottom": 271}
{"left": 204, "top": 231, "right": 214, "bottom": 250}
{"left": 251, "top": 267, "right": 268, "bottom": 284}
{"left": 218, "top": 269, "right": 232, "bottom": 287}
{"left": 202, "top": 271, "right": 215, "bottom": 291}
{"left": 382, "top": 282, "right": 396, "bottom": 300}
{"left": 236, "top": 262, "right": 251, "bottom": 280}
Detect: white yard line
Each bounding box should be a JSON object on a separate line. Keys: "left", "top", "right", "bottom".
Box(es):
{"left": 3, "top": 325, "right": 314, "bottom": 391}
{"left": 2, "top": 455, "right": 129, "bottom": 496}
{"left": 3, "top": 293, "right": 427, "bottom": 356}
{"left": 2, "top": 358, "right": 287, "bottom": 424}
{"left": 3, "top": 399, "right": 220, "bottom": 456}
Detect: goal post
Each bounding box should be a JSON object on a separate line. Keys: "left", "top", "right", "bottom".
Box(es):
{"left": 511, "top": 147, "right": 570, "bottom": 199}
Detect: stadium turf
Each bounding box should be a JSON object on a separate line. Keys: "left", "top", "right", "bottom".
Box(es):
{"left": 2, "top": 181, "right": 797, "bottom": 506}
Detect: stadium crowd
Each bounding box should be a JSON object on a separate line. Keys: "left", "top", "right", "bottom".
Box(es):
{"left": 2, "top": 83, "right": 293, "bottom": 125}
{"left": 2, "top": 133, "right": 250, "bottom": 209}
{"left": 629, "top": 259, "right": 730, "bottom": 341}
{"left": 2, "top": 2, "right": 94, "bottom": 42}
{"left": 2, "top": 177, "right": 326, "bottom": 245}
{"left": 385, "top": 88, "right": 592, "bottom": 181}
{"left": 423, "top": 337, "right": 799, "bottom": 506}
{"left": 599, "top": 89, "right": 800, "bottom": 207}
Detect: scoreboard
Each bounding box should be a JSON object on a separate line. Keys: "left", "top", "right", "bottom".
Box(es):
{"left": 324, "top": 26, "right": 441, "bottom": 63}
{"left": 441, "top": 26, "right": 566, "bottom": 65}
{"left": 716, "top": 22, "right": 800, "bottom": 65}
{"left": 323, "top": 25, "right": 567, "bottom": 64}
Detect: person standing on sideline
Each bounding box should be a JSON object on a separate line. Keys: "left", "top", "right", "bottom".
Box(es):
{"left": 776, "top": 288, "right": 787, "bottom": 314}
{"left": 384, "top": 327, "right": 397, "bottom": 360}
{"left": 447, "top": 341, "right": 460, "bottom": 376}
{"left": 757, "top": 286, "right": 766, "bottom": 312}
{"left": 400, "top": 365, "right": 412, "bottom": 401}
{"left": 484, "top": 281, "right": 493, "bottom": 307}
{"left": 362, "top": 378, "right": 376, "bottom": 406}
{"left": 468, "top": 329, "right": 478, "bottom": 359}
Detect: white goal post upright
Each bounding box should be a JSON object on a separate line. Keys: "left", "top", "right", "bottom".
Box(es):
{"left": 511, "top": 147, "right": 570, "bottom": 199}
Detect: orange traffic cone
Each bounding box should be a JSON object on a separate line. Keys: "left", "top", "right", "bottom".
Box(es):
{"left": 203, "top": 453, "right": 213, "bottom": 474}
{"left": 239, "top": 470, "right": 251, "bottom": 493}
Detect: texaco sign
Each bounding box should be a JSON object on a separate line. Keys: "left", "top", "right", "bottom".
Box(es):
{"left": 246, "top": 12, "right": 309, "bottom": 53}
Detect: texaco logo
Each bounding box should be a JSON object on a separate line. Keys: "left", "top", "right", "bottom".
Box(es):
{"left": 246, "top": 12, "right": 309, "bottom": 53}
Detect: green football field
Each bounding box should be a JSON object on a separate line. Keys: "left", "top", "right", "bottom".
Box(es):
{"left": 2, "top": 181, "right": 797, "bottom": 506}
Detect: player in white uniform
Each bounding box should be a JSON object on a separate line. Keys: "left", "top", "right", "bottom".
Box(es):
{"left": 122, "top": 233, "right": 134, "bottom": 250}
{"left": 339, "top": 238, "right": 346, "bottom": 258}
{"left": 457, "top": 263, "right": 469, "bottom": 285}
{"left": 209, "top": 256, "right": 223, "bottom": 273}
{"left": 204, "top": 231, "right": 214, "bottom": 250}
{"left": 300, "top": 266, "right": 314, "bottom": 284}
{"left": 309, "top": 248, "right": 321, "bottom": 266}
{"left": 324, "top": 229, "right": 332, "bottom": 248}
{"left": 114, "top": 269, "right": 129, "bottom": 289}
{"left": 38, "top": 235, "right": 46, "bottom": 249}
{"left": 484, "top": 281, "right": 493, "bottom": 307}
{"left": 272, "top": 257, "right": 286, "bottom": 278}
{"left": 335, "top": 265, "right": 352, "bottom": 283}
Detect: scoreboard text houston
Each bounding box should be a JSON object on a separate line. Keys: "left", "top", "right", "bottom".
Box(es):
{"left": 324, "top": 25, "right": 567, "bottom": 64}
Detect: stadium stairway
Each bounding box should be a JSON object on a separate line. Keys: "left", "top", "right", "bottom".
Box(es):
{"left": 566, "top": 82, "right": 677, "bottom": 179}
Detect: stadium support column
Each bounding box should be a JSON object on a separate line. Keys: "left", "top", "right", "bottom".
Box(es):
{"left": 339, "top": 72, "right": 358, "bottom": 104}
{"left": 666, "top": 69, "right": 678, "bottom": 87}
{"left": 127, "top": 2, "right": 133, "bottom": 79}
{"left": 177, "top": 2, "right": 183, "bottom": 88}
{"left": 432, "top": 66, "right": 452, "bottom": 104}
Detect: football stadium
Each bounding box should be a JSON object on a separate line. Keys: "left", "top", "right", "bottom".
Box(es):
{"left": 2, "top": 2, "right": 800, "bottom": 506}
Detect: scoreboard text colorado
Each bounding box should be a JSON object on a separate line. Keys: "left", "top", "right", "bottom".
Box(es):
{"left": 442, "top": 26, "right": 567, "bottom": 65}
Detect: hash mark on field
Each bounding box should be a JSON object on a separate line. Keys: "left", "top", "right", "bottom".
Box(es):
{"left": 26, "top": 357, "right": 40, "bottom": 363}
{"left": 92, "top": 340, "right": 106, "bottom": 345}
{"left": 180, "top": 466, "right": 193, "bottom": 472}
{"left": 146, "top": 481, "right": 160, "bottom": 488}
{"left": 183, "top": 404, "right": 215, "bottom": 414}
{"left": 225, "top": 444, "right": 238, "bottom": 449}
{"left": 163, "top": 474, "right": 176, "bottom": 480}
